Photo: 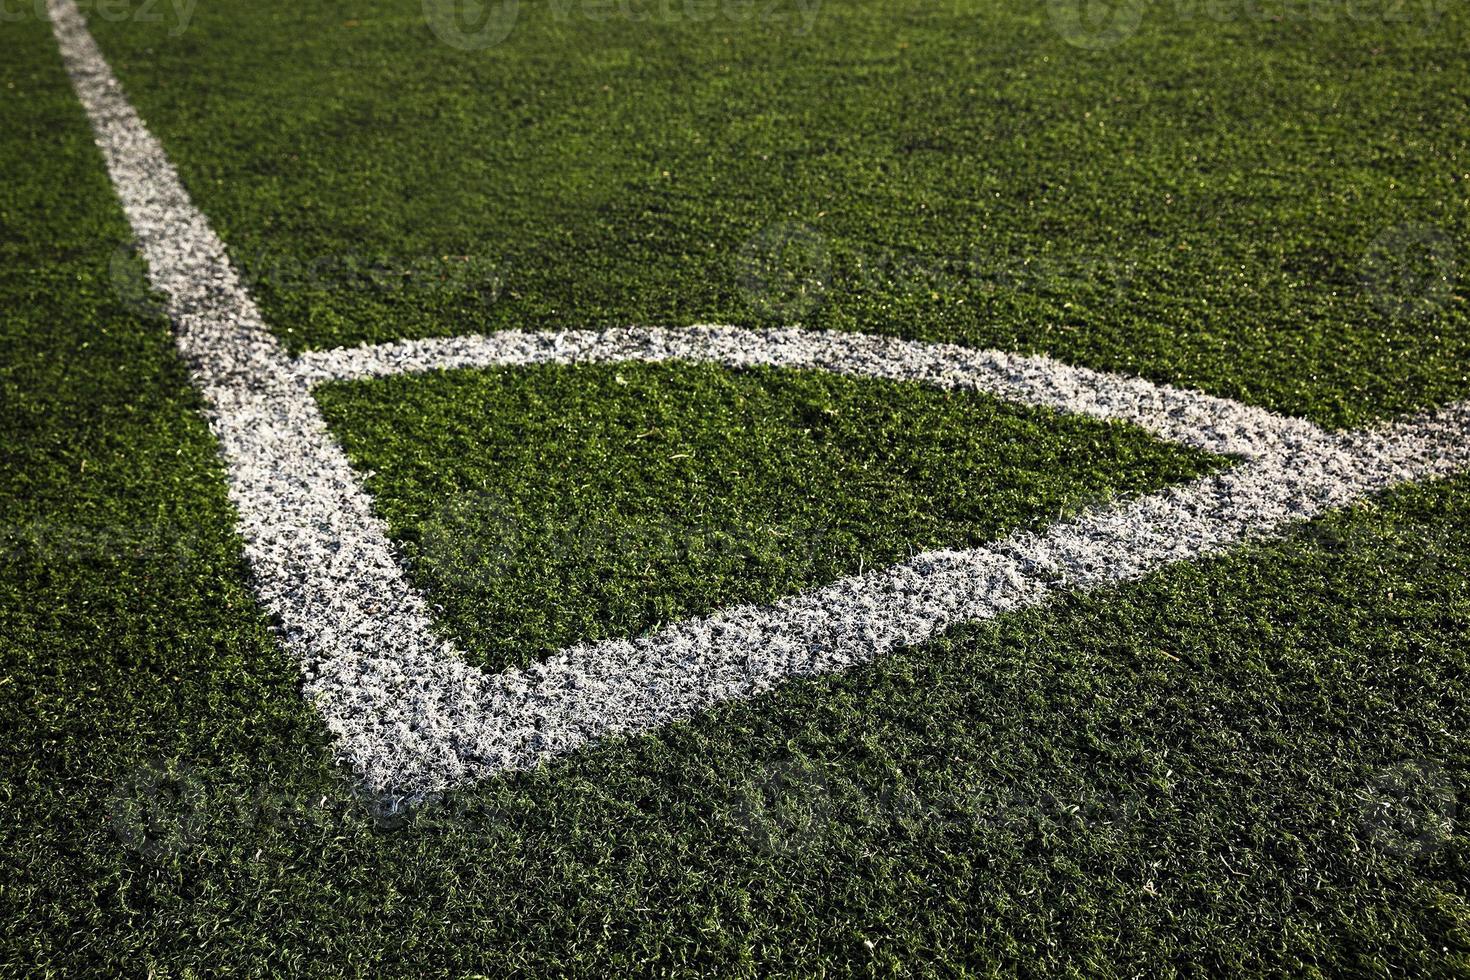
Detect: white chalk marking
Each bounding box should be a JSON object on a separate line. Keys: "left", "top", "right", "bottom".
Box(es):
{"left": 49, "top": 0, "right": 474, "bottom": 786}
{"left": 50, "top": 0, "right": 1470, "bottom": 796}
{"left": 294, "top": 326, "right": 1329, "bottom": 462}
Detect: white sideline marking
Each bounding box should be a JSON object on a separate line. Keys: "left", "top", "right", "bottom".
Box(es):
{"left": 293, "top": 327, "right": 1329, "bottom": 462}
{"left": 50, "top": 0, "right": 1470, "bottom": 797}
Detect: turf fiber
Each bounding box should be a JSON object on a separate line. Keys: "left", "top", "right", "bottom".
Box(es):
{"left": 315, "top": 362, "right": 1216, "bottom": 671}
{"left": 3, "top": 0, "right": 1470, "bottom": 975}
{"left": 78, "top": 0, "right": 1470, "bottom": 426}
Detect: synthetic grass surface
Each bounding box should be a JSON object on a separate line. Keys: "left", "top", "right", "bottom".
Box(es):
{"left": 316, "top": 362, "right": 1215, "bottom": 670}
{"left": 73, "top": 0, "right": 1470, "bottom": 427}
{"left": 5, "top": 4, "right": 1470, "bottom": 976}
{"left": 7, "top": 237, "right": 1470, "bottom": 972}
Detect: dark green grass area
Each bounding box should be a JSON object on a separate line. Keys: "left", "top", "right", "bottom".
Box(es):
{"left": 7, "top": 244, "right": 1470, "bottom": 974}
{"left": 316, "top": 363, "right": 1216, "bottom": 670}
{"left": 8, "top": 6, "right": 1470, "bottom": 976}
{"left": 74, "top": 0, "right": 1470, "bottom": 425}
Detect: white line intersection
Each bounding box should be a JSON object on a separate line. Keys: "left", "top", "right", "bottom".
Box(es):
{"left": 48, "top": 0, "right": 1470, "bottom": 797}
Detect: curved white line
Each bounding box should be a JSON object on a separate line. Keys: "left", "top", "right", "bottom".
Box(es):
{"left": 48, "top": 0, "right": 1470, "bottom": 797}
{"left": 293, "top": 326, "right": 1329, "bottom": 462}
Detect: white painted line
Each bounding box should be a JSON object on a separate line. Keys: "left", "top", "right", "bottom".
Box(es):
{"left": 293, "top": 327, "right": 1330, "bottom": 462}
{"left": 446, "top": 397, "right": 1470, "bottom": 787}
{"left": 50, "top": 0, "right": 1470, "bottom": 798}
{"left": 48, "top": 0, "right": 480, "bottom": 785}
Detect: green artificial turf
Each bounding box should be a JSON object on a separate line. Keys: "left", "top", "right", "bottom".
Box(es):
{"left": 6, "top": 216, "right": 1470, "bottom": 971}
{"left": 315, "top": 362, "right": 1215, "bottom": 670}
{"left": 5, "top": 3, "right": 1470, "bottom": 976}
{"left": 73, "top": 0, "right": 1470, "bottom": 427}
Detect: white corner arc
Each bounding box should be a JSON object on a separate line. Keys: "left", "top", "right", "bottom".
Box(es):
{"left": 48, "top": 0, "right": 1470, "bottom": 796}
